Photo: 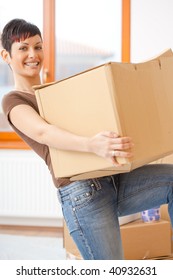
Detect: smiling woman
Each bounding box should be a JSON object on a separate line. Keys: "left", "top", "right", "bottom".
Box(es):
{"left": 1, "top": 20, "right": 44, "bottom": 93}
{"left": 0, "top": 18, "right": 44, "bottom": 149}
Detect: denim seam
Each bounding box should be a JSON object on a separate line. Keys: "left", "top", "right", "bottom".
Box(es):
{"left": 118, "top": 181, "right": 171, "bottom": 203}
{"left": 72, "top": 197, "right": 94, "bottom": 211}
{"left": 72, "top": 209, "right": 95, "bottom": 259}
{"left": 110, "top": 175, "right": 117, "bottom": 194}
{"left": 58, "top": 180, "right": 93, "bottom": 195}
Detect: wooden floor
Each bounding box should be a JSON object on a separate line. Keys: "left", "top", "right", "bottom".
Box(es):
{"left": 0, "top": 225, "right": 63, "bottom": 238}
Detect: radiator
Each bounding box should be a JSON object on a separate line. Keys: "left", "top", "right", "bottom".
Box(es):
{"left": 0, "top": 150, "right": 62, "bottom": 225}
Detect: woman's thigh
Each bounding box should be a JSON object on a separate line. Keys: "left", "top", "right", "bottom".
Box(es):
{"left": 58, "top": 176, "right": 124, "bottom": 260}
{"left": 116, "top": 164, "right": 173, "bottom": 225}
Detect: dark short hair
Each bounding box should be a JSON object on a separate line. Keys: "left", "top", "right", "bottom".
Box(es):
{"left": 1, "top": 18, "right": 42, "bottom": 55}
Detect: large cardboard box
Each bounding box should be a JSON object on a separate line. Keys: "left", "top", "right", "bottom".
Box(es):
{"left": 35, "top": 49, "right": 173, "bottom": 180}
{"left": 63, "top": 219, "right": 172, "bottom": 260}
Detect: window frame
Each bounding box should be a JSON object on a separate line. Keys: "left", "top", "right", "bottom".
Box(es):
{"left": 0, "top": 0, "right": 130, "bottom": 150}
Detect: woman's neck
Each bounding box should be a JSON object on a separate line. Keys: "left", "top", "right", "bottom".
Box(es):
{"left": 14, "top": 77, "right": 41, "bottom": 95}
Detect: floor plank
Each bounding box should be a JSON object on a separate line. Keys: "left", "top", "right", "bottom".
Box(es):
{"left": 0, "top": 225, "right": 63, "bottom": 237}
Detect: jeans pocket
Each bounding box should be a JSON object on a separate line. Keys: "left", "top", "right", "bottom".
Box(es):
{"left": 70, "top": 181, "right": 96, "bottom": 210}
{"left": 58, "top": 180, "right": 98, "bottom": 233}
{"left": 58, "top": 179, "right": 102, "bottom": 210}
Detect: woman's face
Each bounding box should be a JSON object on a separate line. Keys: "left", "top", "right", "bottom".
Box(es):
{"left": 9, "top": 35, "right": 44, "bottom": 79}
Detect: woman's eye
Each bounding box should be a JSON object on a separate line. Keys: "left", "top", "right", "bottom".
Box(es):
{"left": 35, "top": 46, "right": 43, "bottom": 50}
{"left": 19, "top": 47, "right": 27, "bottom": 51}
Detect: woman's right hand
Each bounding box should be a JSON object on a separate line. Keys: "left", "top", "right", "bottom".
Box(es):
{"left": 88, "top": 131, "right": 134, "bottom": 166}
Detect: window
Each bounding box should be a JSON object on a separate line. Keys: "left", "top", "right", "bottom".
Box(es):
{"left": 55, "top": 0, "right": 122, "bottom": 81}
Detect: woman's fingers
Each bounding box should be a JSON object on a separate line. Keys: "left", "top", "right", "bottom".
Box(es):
{"left": 110, "top": 149, "right": 133, "bottom": 158}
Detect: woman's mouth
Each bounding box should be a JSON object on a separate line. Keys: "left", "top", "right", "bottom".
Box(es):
{"left": 25, "top": 62, "right": 39, "bottom": 67}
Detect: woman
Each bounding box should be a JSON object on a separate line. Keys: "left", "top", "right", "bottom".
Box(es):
{"left": 1, "top": 18, "right": 173, "bottom": 260}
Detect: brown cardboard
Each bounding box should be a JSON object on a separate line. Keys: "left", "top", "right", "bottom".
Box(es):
{"left": 148, "top": 254, "right": 173, "bottom": 260}
{"left": 120, "top": 219, "right": 171, "bottom": 260}
{"left": 35, "top": 49, "right": 173, "bottom": 180}
{"left": 63, "top": 219, "right": 171, "bottom": 260}
{"left": 161, "top": 204, "right": 170, "bottom": 221}
{"left": 160, "top": 204, "right": 173, "bottom": 253}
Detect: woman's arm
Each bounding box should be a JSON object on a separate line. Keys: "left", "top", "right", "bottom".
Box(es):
{"left": 9, "top": 104, "right": 134, "bottom": 165}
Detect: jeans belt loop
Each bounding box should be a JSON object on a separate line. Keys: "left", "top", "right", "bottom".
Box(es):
{"left": 92, "top": 178, "right": 102, "bottom": 191}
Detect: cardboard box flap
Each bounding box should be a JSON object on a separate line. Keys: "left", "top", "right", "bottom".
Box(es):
{"left": 33, "top": 48, "right": 173, "bottom": 92}
{"left": 141, "top": 48, "right": 173, "bottom": 62}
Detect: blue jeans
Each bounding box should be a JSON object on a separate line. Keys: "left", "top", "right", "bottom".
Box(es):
{"left": 57, "top": 164, "right": 173, "bottom": 260}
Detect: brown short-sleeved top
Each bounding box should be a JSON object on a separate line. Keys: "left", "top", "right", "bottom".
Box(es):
{"left": 2, "top": 90, "right": 71, "bottom": 188}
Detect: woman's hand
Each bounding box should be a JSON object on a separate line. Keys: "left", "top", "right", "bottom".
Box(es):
{"left": 88, "top": 131, "right": 134, "bottom": 166}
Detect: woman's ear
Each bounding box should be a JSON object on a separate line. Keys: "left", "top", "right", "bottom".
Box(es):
{"left": 1, "top": 49, "right": 10, "bottom": 64}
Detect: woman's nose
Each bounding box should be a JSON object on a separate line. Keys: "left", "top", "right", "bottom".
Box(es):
{"left": 28, "top": 48, "right": 36, "bottom": 58}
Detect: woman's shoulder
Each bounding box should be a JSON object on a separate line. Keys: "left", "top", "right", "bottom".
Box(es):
{"left": 3, "top": 90, "right": 30, "bottom": 101}
{"left": 2, "top": 90, "right": 37, "bottom": 115}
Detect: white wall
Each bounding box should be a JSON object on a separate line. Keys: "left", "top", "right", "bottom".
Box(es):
{"left": 0, "top": 150, "right": 63, "bottom": 227}
{"left": 131, "top": 0, "right": 173, "bottom": 61}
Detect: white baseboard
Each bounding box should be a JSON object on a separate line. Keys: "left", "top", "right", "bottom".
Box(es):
{"left": 0, "top": 216, "right": 63, "bottom": 227}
